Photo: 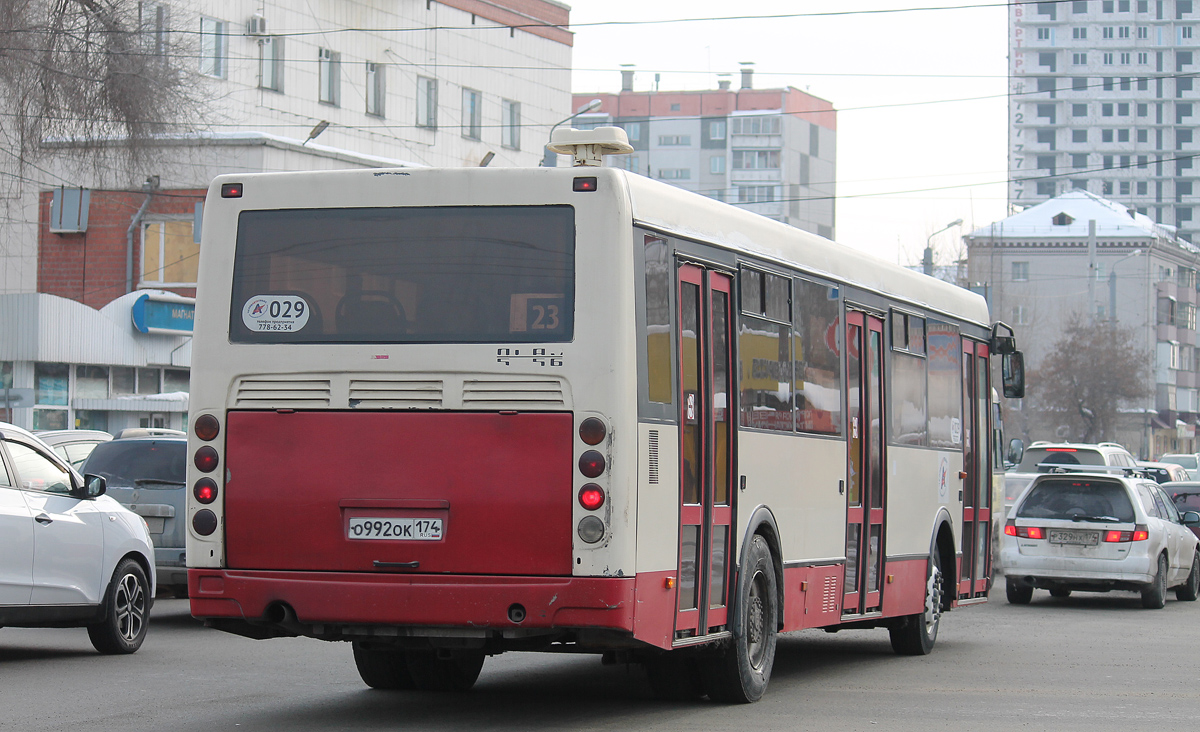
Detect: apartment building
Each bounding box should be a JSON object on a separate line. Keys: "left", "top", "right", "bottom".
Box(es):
{"left": 572, "top": 68, "right": 836, "bottom": 239}
{"left": 1009, "top": 0, "right": 1200, "bottom": 241}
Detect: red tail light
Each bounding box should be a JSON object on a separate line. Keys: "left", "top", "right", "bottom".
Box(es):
{"left": 579, "top": 450, "right": 606, "bottom": 478}
{"left": 578, "top": 484, "right": 605, "bottom": 511}
{"left": 194, "top": 446, "right": 219, "bottom": 473}
{"left": 194, "top": 414, "right": 220, "bottom": 441}
{"left": 194, "top": 478, "right": 218, "bottom": 504}
{"left": 1103, "top": 525, "right": 1150, "bottom": 542}
{"left": 579, "top": 417, "right": 607, "bottom": 445}
{"left": 1005, "top": 521, "right": 1043, "bottom": 539}
{"left": 1133, "top": 525, "right": 1150, "bottom": 541}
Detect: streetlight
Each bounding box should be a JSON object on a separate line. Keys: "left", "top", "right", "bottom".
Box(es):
{"left": 923, "top": 219, "right": 964, "bottom": 276}
{"left": 1107, "top": 249, "right": 1142, "bottom": 325}
{"left": 542, "top": 99, "right": 603, "bottom": 167}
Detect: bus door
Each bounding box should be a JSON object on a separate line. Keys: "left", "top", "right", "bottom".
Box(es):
{"left": 960, "top": 339, "right": 992, "bottom": 598}
{"left": 674, "top": 263, "right": 733, "bottom": 639}
{"left": 843, "top": 310, "right": 886, "bottom": 615}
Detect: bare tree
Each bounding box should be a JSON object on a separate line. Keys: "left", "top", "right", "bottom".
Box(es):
{"left": 0, "top": 0, "right": 199, "bottom": 169}
{"left": 1030, "top": 314, "right": 1152, "bottom": 443}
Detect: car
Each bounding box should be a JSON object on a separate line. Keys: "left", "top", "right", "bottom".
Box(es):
{"left": 33, "top": 429, "right": 113, "bottom": 470}
{"left": 1166, "top": 482, "right": 1200, "bottom": 539}
{"left": 1137, "top": 461, "right": 1191, "bottom": 484}
{"left": 1003, "top": 442, "right": 1139, "bottom": 518}
{"left": 1159, "top": 453, "right": 1200, "bottom": 480}
{"left": 0, "top": 422, "right": 155, "bottom": 653}
{"left": 81, "top": 432, "right": 188, "bottom": 596}
{"left": 1000, "top": 471, "right": 1200, "bottom": 608}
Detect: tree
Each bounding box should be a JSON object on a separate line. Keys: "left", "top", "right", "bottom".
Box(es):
{"left": 0, "top": 0, "right": 199, "bottom": 169}
{"left": 1031, "top": 314, "right": 1151, "bottom": 443}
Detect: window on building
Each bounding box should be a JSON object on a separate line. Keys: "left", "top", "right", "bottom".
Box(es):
{"left": 1139, "top": 181, "right": 1150, "bottom": 194}
{"left": 657, "top": 168, "right": 691, "bottom": 180}
{"left": 669, "top": 103, "right": 681, "bottom": 112}
{"left": 730, "top": 116, "right": 781, "bottom": 135}
{"left": 737, "top": 186, "right": 777, "bottom": 203}
{"left": 416, "top": 77, "right": 437, "bottom": 128}
{"left": 1073, "top": 103, "right": 1088, "bottom": 116}
{"left": 501, "top": 99, "right": 520, "bottom": 150}
{"left": 1186, "top": 26, "right": 1196, "bottom": 38}
{"left": 1138, "top": 103, "right": 1149, "bottom": 116}
{"left": 1037, "top": 181, "right": 1056, "bottom": 196}
{"left": 623, "top": 122, "right": 642, "bottom": 142}
{"left": 462, "top": 88, "right": 481, "bottom": 140}
{"left": 199, "top": 17, "right": 227, "bottom": 78}
{"left": 34, "top": 363, "right": 68, "bottom": 406}
{"left": 137, "top": 368, "right": 161, "bottom": 395}
{"left": 112, "top": 367, "right": 135, "bottom": 395}
{"left": 75, "top": 365, "right": 108, "bottom": 399}
{"left": 1036, "top": 103, "right": 1056, "bottom": 122}
{"left": 1013, "top": 304, "right": 1030, "bottom": 325}
{"left": 139, "top": 2, "right": 169, "bottom": 61}
{"left": 1104, "top": 52, "right": 1115, "bottom": 64}
{"left": 365, "top": 62, "right": 385, "bottom": 117}
{"left": 1104, "top": 155, "right": 1115, "bottom": 168}
{"left": 1074, "top": 0, "right": 1088, "bottom": 10}
{"left": 1103, "top": 77, "right": 1114, "bottom": 90}
{"left": 1121, "top": 181, "right": 1132, "bottom": 194}
{"left": 1119, "top": 128, "right": 1130, "bottom": 141}
{"left": 1139, "top": 51, "right": 1150, "bottom": 64}
{"left": 1121, "top": 52, "right": 1132, "bottom": 63}
{"left": 709, "top": 121, "right": 726, "bottom": 140}
{"left": 1120, "top": 25, "right": 1131, "bottom": 37}
{"left": 1073, "top": 76, "right": 1089, "bottom": 91}
{"left": 1104, "top": 0, "right": 1114, "bottom": 10}
{"left": 1138, "top": 128, "right": 1149, "bottom": 142}
{"left": 1103, "top": 103, "right": 1114, "bottom": 116}
{"left": 1073, "top": 129, "right": 1088, "bottom": 142}
{"left": 259, "top": 36, "right": 284, "bottom": 92}
{"left": 1013, "top": 261, "right": 1030, "bottom": 281}
{"left": 1104, "top": 26, "right": 1115, "bottom": 38}
{"left": 141, "top": 220, "right": 197, "bottom": 287}
{"left": 1104, "top": 129, "right": 1115, "bottom": 142}
{"left": 1119, "top": 0, "right": 1130, "bottom": 9}
{"left": 1138, "top": 26, "right": 1149, "bottom": 39}
{"left": 1038, "top": 27, "right": 1051, "bottom": 40}
{"left": 318, "top": 48, "right": 340, "bottom": 106}
{"left": 1103, "top": 181, "right": 1114, "bottom": 194}
{"left": 1073, "top": 153, "right": 1089, "bottom": 168}
{"left": 1037, "top": 129, "right": 1057, "bottom": 148}
{"left": 658, "top": 135, "right": 691, "bottom": 146}
{"left": 1072, "top": 179, "right": 1089, "bottom": 190}
{"left": 732, "top": 150, "right": 780, "bottom": 169}
{"left": 1074, "top": 52, "right": 1089, "bottom": 65}
{"left": 710, "top": 155, "right": 726, "bottom": 174}
{"left": 1074, "top": 27, "right": 1088, "bottom": 38}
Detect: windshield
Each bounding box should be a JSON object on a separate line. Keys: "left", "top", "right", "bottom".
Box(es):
{"left": 1014, "top": 447, "right": 1105, "bottom": 473}
{"left": 1016, "top": 479, "right": 1136, "bottom": 522}
{"left": 229, "top": 205, "right": 575, "bottom": 344}
{"left": 81, "top": 441, "right": 187, "bottom": 486}
{"left": 1162, "top": 455, "right": 1198, "bottom": 470}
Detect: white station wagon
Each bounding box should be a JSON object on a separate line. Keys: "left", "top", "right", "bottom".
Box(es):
{"left": 1000, "top": 473, "right": 1200, "bottom": 609}
{"left": 0, "top": 422, "right": 156, "bottom": 652}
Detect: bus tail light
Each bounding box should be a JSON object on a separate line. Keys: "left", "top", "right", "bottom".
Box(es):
{"left": 194, "top": 414, "right": 220, "bottom": 441}
{"left": 579, "top": 417, "right": 607, "bottom": 445}
{"left": 579, "top": 484, "right": 605, "bottom": 511}
{"left": 579, "top": 450, "right": 605, "bottom": 478}
{"left": 577, "top": 516, "right": 605, "bottom": 543}
{"left": 1004, "top": 521, "right": 1043, "bottom": 539}
{"left": 193, "top": 509, "right": 218, "bottom": 536}
{"left": 194, "top": 478, "right": 218, "bottom": 504}
{"left": 194, "top": 446, "right": 219, "bottom": 473}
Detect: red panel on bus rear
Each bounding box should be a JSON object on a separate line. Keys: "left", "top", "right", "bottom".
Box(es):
{"left": 224, "top": 411, "right": 573, "bottom": 576}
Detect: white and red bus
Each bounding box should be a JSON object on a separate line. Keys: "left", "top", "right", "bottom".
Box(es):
{"left": 186, "top": 129, "right": 1024, "bottom": 702}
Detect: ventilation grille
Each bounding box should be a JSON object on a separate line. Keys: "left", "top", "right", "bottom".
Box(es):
{"left": 647, "top": 429, "right": 660, "bottom": 484}
{"left": 822, "top": 574, "right": 839, "bottom": 615}
{"left": 462, "top": 379, "right": 565, "bottom": 407}
{"left": 349, "top": 379, "right": 443, "bottom": 409}
{"left": 235, "top": 378, "right": 331, "bottom": 407}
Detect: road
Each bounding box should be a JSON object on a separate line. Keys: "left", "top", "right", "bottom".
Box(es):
{"left": 2, "top": 588, "right": 1197, "bottom": 732}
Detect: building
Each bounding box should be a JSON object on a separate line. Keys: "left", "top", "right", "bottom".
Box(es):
{"left": 966, "top": 190, "right": 1200, "bottom": 456}
{"left": 0, "top": 0, "right": 573, "bottom": 432}
{"left": 1008, "top": 0, "right": 1200, "bottom": 240}
{"left": 571, "top": 67, "right": 836, "bottom": 239}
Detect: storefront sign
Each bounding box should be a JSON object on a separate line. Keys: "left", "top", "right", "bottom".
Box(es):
{"left": 132, "top": 293, "right": 195, "bottom": 335}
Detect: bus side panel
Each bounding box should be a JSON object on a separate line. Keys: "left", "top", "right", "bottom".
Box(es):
{"left": 223, "top": 411, "right": 573, "bottom": 576}
{"left": 880, "top": 558, "right": 927, "bottom": 618}
{"left": 782, "top": 564, "right": 843, "bottom": 631}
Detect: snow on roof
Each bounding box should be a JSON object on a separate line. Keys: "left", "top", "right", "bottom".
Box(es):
{"left": 966, "top": 190, "right": 1196, "bottom": 252}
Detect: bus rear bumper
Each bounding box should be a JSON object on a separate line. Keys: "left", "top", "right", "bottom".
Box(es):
{"left": 188, "top": 569, "right": 636, "bottom": 633}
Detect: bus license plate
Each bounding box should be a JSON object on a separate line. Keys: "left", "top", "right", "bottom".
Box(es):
{"left": 1048, "top": 529, "right": 1099, "bottom": 546}
{"left": 347, "top": 517, "right": 443, "bottom": 541}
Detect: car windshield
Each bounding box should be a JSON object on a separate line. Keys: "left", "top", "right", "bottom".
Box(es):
{"left": 81, "top": 440, "right": 186, "bottom": 486}
{"left": 1162, "top": 455, "right": 1198, "bottom": 470}
{"left": 1014, "top": 448, "right": 1105, "bottom": 473}
{"left": 1016, "top": 479, "right": 1136, "bottom": 522}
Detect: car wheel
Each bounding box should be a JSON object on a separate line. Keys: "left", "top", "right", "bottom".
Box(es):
{"left": 889, "top": 549, "right": 944, "bottom": 656}
{"left": 1005, "top": 577, "right": 1033, "bottom": 605}
{"left": 1049, "top": 587, "right": 1071, "bottom": 598}
{"left": 701, "top": 534, "right": 778, "bottom": 703}
{"left": 87, "top": 558, "right": 149, "bottom": 654}
{"left": 1176, "top": 551, "right": 1200, "bottom": 602}
{"left": 405, "top": 650, "right": 485, "bottom": 691}
{"left": 1141, "top": 554, "right": 1169, "bottom": 609}
{"left": 352, "top": 642, "right": 415, "bottom": 690}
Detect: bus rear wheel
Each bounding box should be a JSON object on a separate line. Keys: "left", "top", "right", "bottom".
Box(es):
{"left": 406, "top": 649, "right": 486, "bottom": 692}
{"left": 889, "top": 549, "right": 943, "bottom": 656}
{"left": 701, "top": 534, "right": 778, "bottom": 703}
{"left": 352, "top": 642, "right": 415, "bottom": 690}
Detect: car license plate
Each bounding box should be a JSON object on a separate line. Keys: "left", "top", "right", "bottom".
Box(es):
{"left": 1048, "top": 529, "right": 1099, "bottom": 546}
{"left": 347, "top": 517, "right": 443, "bottom": 541}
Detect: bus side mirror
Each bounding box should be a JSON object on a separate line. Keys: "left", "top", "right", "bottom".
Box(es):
{"left": 1002, "top": 351, "right": 1025, "bottom": 399}
{"left": 1007, "top": 438, "right": 1025, "bottom": 466}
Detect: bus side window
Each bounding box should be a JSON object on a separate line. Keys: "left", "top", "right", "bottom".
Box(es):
{"left": 644, "top": 236, "right": 673, "bottom": 405}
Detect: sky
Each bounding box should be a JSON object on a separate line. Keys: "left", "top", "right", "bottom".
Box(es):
{"left": 564, "top": 0, "right": 1012, "bottom": 267}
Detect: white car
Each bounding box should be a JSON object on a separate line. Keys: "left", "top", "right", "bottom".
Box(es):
{"left": 0, "top": 422, "right": 156, "bottom": 652}
{"left": 1000, "top": 472, "right": 1200, "bottom": 609}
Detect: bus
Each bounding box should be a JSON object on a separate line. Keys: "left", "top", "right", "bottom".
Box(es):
{"left": 186, "top": 128, "right": 1024, "bottom": 703}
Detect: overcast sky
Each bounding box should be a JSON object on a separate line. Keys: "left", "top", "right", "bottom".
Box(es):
{"left": 565, "top": 0, "right": 1010, "bottom": 266}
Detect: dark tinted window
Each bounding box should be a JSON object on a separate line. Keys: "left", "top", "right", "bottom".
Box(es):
{"left": 1015, "top": 447, "right": 1105, "bottom": 472}
{"left": 1171, "top": 491, "right": 1200, "bottom": 511}
{"left": 82, "top": 440, "right": 187, "bottom": 486}
{"left": 229, "top": 206, "right": 575, "bottom": 344}
{"left": 1017, "top": 479, "right": 1136, "bottom": 521}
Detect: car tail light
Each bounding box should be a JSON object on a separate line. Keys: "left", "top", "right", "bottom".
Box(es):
{"left": 194, "top": 478, "right": 218, "bottom": 504}
{"left": 579, "top": 450, "right": 605, "bottom": 478}
{"left": 194, "top": 446, "right": 219, "bottom": 473}
{"left": 1005, "top": 521, "right": 1043, "bottom": 539}
{"left": 579, "top": 417, "right": 607, "bottom": 445}
{"left": 1133, "top": 525, "right": 1149, "bottom": 541}
{"left": 579, "top": 484, "right": 605, "bottom": 511}
{"left": 1103, "top": 525, "right": 1150, "bottom": 542}
{"left": 194, "top": 414, "right": 220, "bottom": 441}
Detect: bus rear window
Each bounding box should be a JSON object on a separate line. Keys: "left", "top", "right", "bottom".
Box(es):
{"left": 228, "top": 205, "right": 575, "bottom": 343}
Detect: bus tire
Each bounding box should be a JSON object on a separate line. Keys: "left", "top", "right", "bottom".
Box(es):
{"left": 352, "top": 642, "right": 415, "bottom": 690}
{"left": 644, "top": 654, "right": 704, "bottom": 700}
{"left": 406, "top": 649, "right": 485, "bottom": 691}
{"left": 888, "top": 549, "right": 943, "bottom": 656}
{"left": 87, "top": 558, "right": 149, "bottom": 655}
{"left": 701, "top": 534, "right": 777, "bottom": 704}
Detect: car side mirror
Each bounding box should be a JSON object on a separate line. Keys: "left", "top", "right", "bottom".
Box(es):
{"left": 1182, "top": 510, "right": 1200, "bottom": 526}
{"left": 1002, "top": 351, "right": 1025, "bottom": 399}
{"left": 1007, "top": 437, "right": 1025, "bottom": 466}
{"left": 75, "top": 473, "right": 106, "bottom": 499}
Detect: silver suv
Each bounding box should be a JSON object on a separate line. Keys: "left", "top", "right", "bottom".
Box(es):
{"left": 1004, "top": 442, "right": 1139, "bottom": 519}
